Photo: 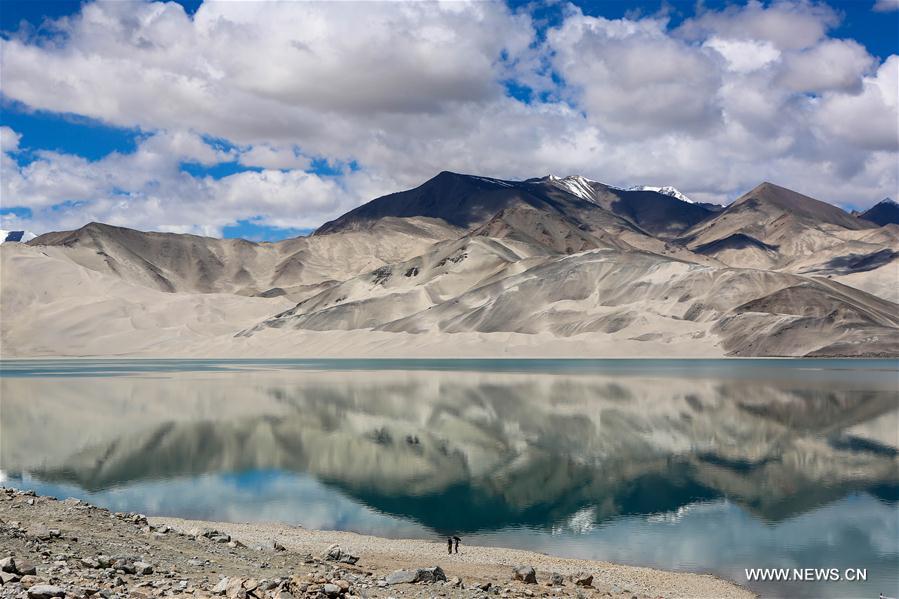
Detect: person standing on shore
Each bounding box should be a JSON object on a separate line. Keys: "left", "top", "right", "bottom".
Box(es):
{"left": 453, "top": 536, "right": 461, "bottom": 553}
{"left": 447, "top": 537, "right": 453, "bottom": 554}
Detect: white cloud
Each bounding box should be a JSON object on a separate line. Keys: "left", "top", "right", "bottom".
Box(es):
{"left": 548, "top": 13, "right": 723, "bottom": 137}
{"left": 0, "top": 126, "right": 22, "bottom": 153}
{"left": 776, "top": 39, "right": 874, "bottom": 93}
{"left": 0, "top": 130, "right": 365, "bottom": 235}
{"left": 0, "top": 0, "right": 897, "bottom": 235}
{"left": 873, "top": 0, "right": 899, "bottom": 12}
{"left": 678, "top": 0, "right": 839, "bottom": 50}
{"left": 238, "top": 145, "right": 311, "bottom": 171}
{"left": 704, "top": 37, "right": 782, "bottom": 73}
{"left": 813, "top": 56, "right": 899, "bottom": 152}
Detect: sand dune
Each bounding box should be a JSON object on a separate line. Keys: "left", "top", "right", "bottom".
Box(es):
{"left": 2, "top": 173, "right": 897, "bottom": 358}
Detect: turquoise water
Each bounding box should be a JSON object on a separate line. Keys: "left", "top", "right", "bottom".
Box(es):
{"left": 2, "top": 359, "right": 897, "bottom": 598}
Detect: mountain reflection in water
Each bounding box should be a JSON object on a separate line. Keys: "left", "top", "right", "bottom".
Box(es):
{"left": 1, "top": 359, "right": 897, "bottom": 598}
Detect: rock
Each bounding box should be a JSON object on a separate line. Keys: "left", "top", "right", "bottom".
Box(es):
{"left": 225, "top": 577, "right": 245, "bottom": 598}
{"left": 211, "top": 577, "right": 230, "bottom": 594}
{"left": 0, "top": 571, "right": 21, "bottom": 584}
{"left": 133, "top": 561, "right": 153, "bottom": 575}
{"left": 17, "top": 560, "right": 37, "bottom": 576}
{"left": 335, "top": 579, "right": 351, "bottom": 592}
{"left": 0, "top": 557, "right": 15, "bottom": 573}
{"left": 27, "top": 524, "right": 52, "bottom": 540}
{"left": 573, "top": 572, "right": 593, "bottom": 587}
{"left": 322, "top": 544, "right": 359, "bottom": 564}
{"left": 112, "top": 559, "right": 136, "bottom": 574}
{"left": 415, "top": 566, "right": 447, "bottom": 583}
{"left": 80, "top": 557, "right": 100, "bottom": 569}
{"left": 272, "top": 541, "right": 286, "bottom": 552}
{"left": 385, "top": 570, "right": 418, "bottom": 585}
{"left": 385, "top": 567, "right": 446, "bottom": 585}
{"left": 19, "top": 574, "right": 40, "bottom": 588}
{"left": 512, "top": 566, "right": 537, "bottom": 584}
{"left": 551, "top": 572, "right": 564, "bottom": 586}
{"left": 27, "top": 585, "right": 65, "bottom": 598}
{"left": 323, "top": 583, "right": 341, "bottom": 596}
{"left": 447, "top": 577, "right": 462, "bottom": 588}
{"left": 477, "top": 582, "right": 492, "bottom": 591}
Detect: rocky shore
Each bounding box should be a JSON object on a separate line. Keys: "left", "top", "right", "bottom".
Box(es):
{"left": 0, "top": 488, "right": 753, "bottom": 599}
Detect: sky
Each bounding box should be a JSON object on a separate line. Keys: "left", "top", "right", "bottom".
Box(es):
{"left": 0, "top": 0, "right": 897, "bottom": 240}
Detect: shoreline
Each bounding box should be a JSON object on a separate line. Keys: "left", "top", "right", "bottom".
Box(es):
{"left": 0, "top": 488, "right": 755, "bottom": 598}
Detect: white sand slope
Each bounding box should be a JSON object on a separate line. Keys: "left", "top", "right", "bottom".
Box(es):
{"left": 2, "top": 175, "right": 898, "bottom": 358}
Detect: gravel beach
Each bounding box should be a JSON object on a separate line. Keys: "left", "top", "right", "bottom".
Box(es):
{"left": 0, "top": 488, "right": 754, "bottom": 598}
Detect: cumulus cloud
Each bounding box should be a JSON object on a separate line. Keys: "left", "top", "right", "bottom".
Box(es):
{"left": 0, "top": 128, "right": 367, "bottom": 235}
{"left": 0, "top": 126, "right": 21, "bottom": 153}
{"left": 0, "top": 0, "right": 897, "bottom": 235}
{"left": 238, "top": 145, "right": 311, "bottom": 171}
{"left": 547, "top": 13, "right": 723, "bottom": 137}
{"left": 873, "top": 0, "right": 899, "bottom": 12}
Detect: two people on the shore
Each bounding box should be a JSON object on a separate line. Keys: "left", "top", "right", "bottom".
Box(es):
{"left": 446, "top": 536, "right": 461, "bottom": 554}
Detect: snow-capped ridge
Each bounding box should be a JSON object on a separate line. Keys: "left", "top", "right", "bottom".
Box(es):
{"left": 628, "top": 185, "right": 694, "bottom": 204}
{"left": 543, "top": 174, "right": 599, "bottom": 202}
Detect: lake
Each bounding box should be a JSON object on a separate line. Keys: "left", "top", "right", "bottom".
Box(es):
{"left": 1, "top": 359, "right": 897, "bottom": 598}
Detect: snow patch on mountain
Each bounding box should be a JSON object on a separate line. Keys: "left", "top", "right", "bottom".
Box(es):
{"left": 471, "top": 176, "right": 514, "bottom": 188}
{"left": 545, "top": 175, "right": 598, "bottom": 202}
{"left": 628, "top": 185, "right": 694, "bottom": 204}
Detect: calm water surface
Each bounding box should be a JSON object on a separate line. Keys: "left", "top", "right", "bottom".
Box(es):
{"left": 2, "top": 359, "right": 897, "bottom": 598}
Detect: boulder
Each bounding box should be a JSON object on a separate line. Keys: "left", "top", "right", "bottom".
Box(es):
{"left": 112, "top": 558, "right": 136, "bottom": 574}
{"left": 415, "top": 567, "right": 447, "bottom": 583}
{"left": 0, "top": 557, "right": 15, "bottom": 573}
{"left": 211, "top": 577, "right": 230, "bottom": 594}
{"left": 133, "top": 561, "right": 153, "bottom": 575}
{"left": 385, "top": 570, "right": 418, "bottom": 585}
{"left": 323, "top": 583, "right": 341, "bottom": 596}
{"left": 26, "top": 524, "right": 51, "bottom": 540}
{"left": 27, "top": 585, "right": 65, "bottom": 599}
{"left": 323, "top": 544, "right": 359, "bottom": 564}
{"left": 0, "top": 571, "right": 21, "bottom": 584}
{"left": 512, "top": 566, "right": 537, "bottom": 584}
{"left": 16, "top": 560, "right": 37, "bottom": 576}
{"left": 385, "top": 567, "right": 446, "bottom": 585}
{"left": 573, "top": 572, "right": 593, "bottom": 587}
{"left": 550, "top": 572, "right": 564, "bottom": 586}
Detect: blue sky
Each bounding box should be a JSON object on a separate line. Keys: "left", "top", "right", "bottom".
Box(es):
{"left": 1, "top": 0, "right": 897, "bottom": 239}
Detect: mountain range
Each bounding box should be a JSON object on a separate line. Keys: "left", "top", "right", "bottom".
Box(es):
{"left": 2, "top": 172, "right": 897, "bottom": 357}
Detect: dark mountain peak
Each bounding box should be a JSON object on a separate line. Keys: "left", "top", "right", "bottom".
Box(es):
{"left": 315, "top": 171, "right": 531, "bottom": 235}
{"left": 732, "top": 182, "right": 869, "bottom": 230}
{"left": 859, "top": 197, "right": 899, "bottom": 226}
